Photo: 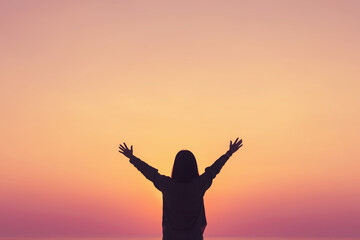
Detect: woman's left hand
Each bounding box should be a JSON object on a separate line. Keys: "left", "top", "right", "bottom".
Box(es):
{"left": 119, "top": 142, "right": 133, "bottom": 158}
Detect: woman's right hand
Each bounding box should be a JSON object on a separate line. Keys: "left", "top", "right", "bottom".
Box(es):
{"left": 119, "top": 142, "right": 134, "bottom": 159}
{"left": 228, "top": 138, "right": 243, "bottom": 154}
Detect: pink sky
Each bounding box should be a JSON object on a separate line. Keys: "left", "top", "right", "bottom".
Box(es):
{"left": 1, "top": 0, "right": 359, "bottom": 237}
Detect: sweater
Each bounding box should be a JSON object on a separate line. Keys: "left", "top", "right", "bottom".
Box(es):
{"left": 129, "top": 152, "right": 232, "bottom": 240}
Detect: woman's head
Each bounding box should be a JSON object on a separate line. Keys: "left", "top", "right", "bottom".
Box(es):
{"left": 171, "top": 150, "right": 199, "bottom": 183}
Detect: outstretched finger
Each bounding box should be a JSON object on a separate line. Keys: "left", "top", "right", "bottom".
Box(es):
{"left": 119, "top": 145, "right": 125, "bottom": 151}
{"left": 124, "top": 142, "right": 128, "bottom": 149}
{"left": 230, "top": 140, "right": 232, "bottom": 147}
{"left": 118, "top": 150, "right": 124, "bottom": 154}
{"left": 234, "top": 137, "right": 239, "bottom": 144}
{"left": 131, "top": 145, "right": 133, "bottom": 151}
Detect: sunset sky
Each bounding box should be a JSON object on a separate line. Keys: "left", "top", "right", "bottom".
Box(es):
{"left": 1, "top": 0, "right": 359, "bottom": 237}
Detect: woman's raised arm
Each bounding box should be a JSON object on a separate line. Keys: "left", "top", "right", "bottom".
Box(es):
{"left": 118, "top": 142, "right": 169, "bottom": 192}
{"left": 200, "top": 138, "right": 243, "bottom": 190}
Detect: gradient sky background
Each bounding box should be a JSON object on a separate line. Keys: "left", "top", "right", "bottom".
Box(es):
{"left": 1, "top": 0, "right": 360, "bottom": 237}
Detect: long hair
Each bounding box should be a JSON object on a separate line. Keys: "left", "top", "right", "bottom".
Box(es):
{"left": 171, "top": 150, "right": 199, "bottom": 183}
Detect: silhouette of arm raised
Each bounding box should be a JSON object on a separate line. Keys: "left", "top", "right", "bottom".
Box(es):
{"left": 201, "top": 138, "right": 243, "bottom": 190}
{"left": 118, "top": 142, "right": 169, "bottom": 192}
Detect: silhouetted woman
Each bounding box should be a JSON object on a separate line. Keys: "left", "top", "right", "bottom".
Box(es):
{"left": 118, "top": 138, "right": 243, "bottom": 240}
